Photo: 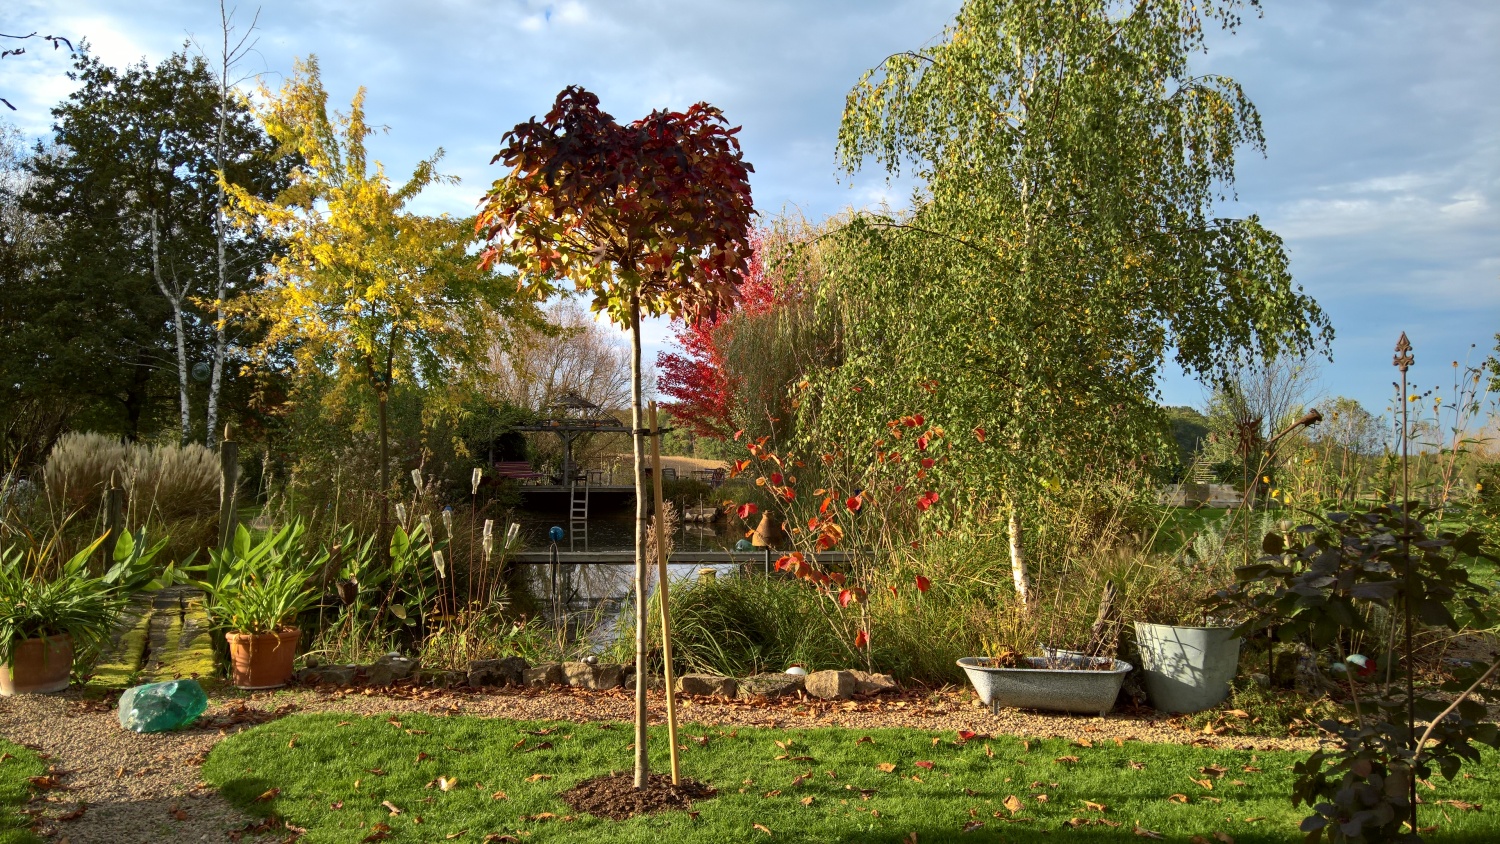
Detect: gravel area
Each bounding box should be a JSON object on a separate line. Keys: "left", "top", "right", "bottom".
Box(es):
{"left": 0, "top": 682, "right": 1320, "bottom": 842}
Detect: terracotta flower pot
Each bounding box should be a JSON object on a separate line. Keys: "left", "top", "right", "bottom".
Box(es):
{"left": 0, "top": 634, "right": 74, "bottom": 696}
{"left": 226, "top": 628, "right": 301, "bottom": 690}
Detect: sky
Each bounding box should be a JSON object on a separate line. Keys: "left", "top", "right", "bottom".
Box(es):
{"left": 4, "top": 0, "right": 1497, "bottom": 424}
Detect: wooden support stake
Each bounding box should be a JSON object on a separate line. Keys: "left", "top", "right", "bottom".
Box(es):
{"left": 218, "top": 426, "right": 240, "bottom": 551}
{"left": 649, "top": 403, "right": 682, "bottom": 784}
{"left": 100, "top": 475, "right": 124, "bottom": 576}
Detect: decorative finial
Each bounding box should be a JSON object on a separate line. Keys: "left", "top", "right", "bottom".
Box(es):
{"left": 1393, "top": 332, "right": 1413, "bottom": 373}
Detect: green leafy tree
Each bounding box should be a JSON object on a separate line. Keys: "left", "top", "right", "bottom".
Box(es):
{"left": 477, "top": 85, "right": 754, "bottom": 788}
{"left": 812, "top": 0, "right": 1331, "bottom": 600}
{"left": 7, "top": 46, "right": 285, "bottom": 443}
{"left": 224, "top": 57, "right": 540, "bottom": 553}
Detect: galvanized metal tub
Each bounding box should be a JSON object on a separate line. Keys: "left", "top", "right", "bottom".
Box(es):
{"left": 1134, "top": 622, "right": 1241, "bottom": 714}
{"left": 958, "top": 656, "right": 1132, "bottom": 717}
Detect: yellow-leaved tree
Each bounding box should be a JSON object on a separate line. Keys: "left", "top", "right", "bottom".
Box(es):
{"left": 224, "top": 56, "right": 541, "bottom": 549}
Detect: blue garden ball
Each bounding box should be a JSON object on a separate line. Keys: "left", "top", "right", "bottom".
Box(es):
{"left": 549, "top": 526, "right": 565, "bottom": 542}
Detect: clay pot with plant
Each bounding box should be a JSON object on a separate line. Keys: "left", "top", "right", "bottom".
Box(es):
{"left": 194, "top": 523, "right": 326, "bottom": 689}
{"left": 0, "top": 529, "right": 174, "bottom": 695}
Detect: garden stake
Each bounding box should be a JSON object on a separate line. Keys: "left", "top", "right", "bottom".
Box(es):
{"left": 1393, "top": 331, "right": 1417, "bottom": 834}
{"left": 649, "top": 402, "right": 682, "bottom": 784}
{"left": 218, "top": 424, "right": 239, "bottom": 551}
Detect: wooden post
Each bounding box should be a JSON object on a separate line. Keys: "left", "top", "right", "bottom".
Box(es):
{"left": 649, "top": 403, "right": 682, "bottom": 784}
{"left": 218, "top": 425, "right": 240, "bottom": 550}
{"left": 100, "top": 474, "right": 125, "bottom": 575}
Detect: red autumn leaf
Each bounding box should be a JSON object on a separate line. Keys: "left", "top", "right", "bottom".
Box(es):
{"left": 734, "top": 429, "right": 745, "bottom": 441}
{"left": 737, "top": 503, "right": 758, "bottom": 520}
{"left": 957, "top": 730, "right": 977, "bottom": 741}
{"left": 920, "top": 458, "right": 935, "bottom": 469}
{"left": 916, "top": 491, "right": 940, "bottom": 511}
{"left": 770, "top": 472, "right": 784, "bottom": 485}
{"left": 820, "top": 496, "right": 833, "bottom": 514}
{"left": 915, "top": 575, "right": 931, "bottom": 593}
{"left": 913, "top": 414, "right": 925, "bottom": 426}
{"left": 888, "top": 585, "right": 899, "bottom": 597}
{"left": 914, "top": 761, "right": 934, "bottom": 770}
{"left": 780, "top": 487, "right": 796, "bottom": 501}
{"left": 818, "top": 533, "right": 839, "bottom": 551}
{"left": 838, "top": 589, "right": 855, "bottom": 608}
{"left": 732, "top": 459, "right": 751, "bottom": 475}
{"left": 829, "top": 572, "right": 846, "bottom": 587}
{"left": 854, "top": 629, "right": 869, "bottom": 648}
{"left": 846, "top": 494, "right": 862, "bottom": 512}
{"left": 916, "top": 435, "right": 930, "bottom": 451}
{"left": 851, "top": 587, "right": 868, "bottom": 604}
{"left": 774, "top": 555, "right": 792, "bottom": 572}
{"left": 973, "top": 426, "right": 986, "bottom": 443}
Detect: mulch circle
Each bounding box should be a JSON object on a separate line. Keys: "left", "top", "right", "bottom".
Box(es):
{"left": 561, "top": 772, "right": 717, "bottom": 821}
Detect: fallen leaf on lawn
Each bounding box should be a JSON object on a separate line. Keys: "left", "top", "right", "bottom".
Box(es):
{"left": 169, "top": 807, "right": 188, "bottom": 821}
{"left": 985, "top": 744, "right": 994, "bottom": 758}
{"left": 775, "top": 740, "right": 791, "bottom": 750}
{"left": 1230, "top": 780, "right": 1246, "bottom": 787}
{"left": 914, "top": 761, "right": 934, "bottom": 770}
{"left": 492, "top": 791, "right": 508, "bottom": 800}
{"left": 932, "top": 737, "right": 942, "bottom": 747}
{"left": 1128, "top": 760, "right": 1146, "bottom": 770}
{"left": 763, "top": 790, "right": 782, "bottom": 798}
{"left": 366, "top": 768, "right": 387, "bottom": 776}
{"left": 1226, "top": 709, "right": 1250, "bottom": 718}
{"left": 255, "top": 788, "right": 280, "bottom": 802}
{"left": 522, "top": 742, "right": 552, "bottom": 753}
{"left": 1191, "top": 837, "right": 1211, "bottom": 844}
{"left": 415, "top": 752, "right": 430, "bottom": 764}
{"left": 1241, "top": 766, "right": 1261, "bottom": 773}
{"left": 446, "top": 832, "right": 467, "bottom": 840}
{"left": 904, "top": 834, "right": 918, "bottom": 844}
{"left": 1003, "top": 795, "right": 1023, "bottom": 815}
{"left": 382, "top": 800, "right": 402, "bottom": 815}
{"left": 1437, "top": 800, "right": 1481, "bottom": 811}
{"left": 753, "top": 823, "right": 773, "bottom": 836}
{"left": 957, "top": 730, "right": 977, "bottom": 742}
{"left": 1021, "top": 740, "right": 1031, "bottom": 752}
{"left": 1134, "top": 823, "right": 1165, "bottom": 839}
{"left": 523, "top": 813, "right": 555, "bottom": 822}
{"left": 1201, "top": 796, "right": 1223, "bottom": 804}
{"left": 28, "top": 775, "right": 61, "bottom": 790}
{"left": 1074, "top": 738, "right": 1093, "bottom": 748}
{"left": 856, "top": 736, "right": 873, "bottom": 745}
{"left": 877, "top": 763, "right": 897, "bottom": 773}
{"left": 330, "top": 801, "right": 343, "bottom": 810}
{"left": 1214, "top": 833, "right": 1236, "bottom": 844}
{"left": 1243, "top": 816, "right": 1265, "bottom": 823}
{"left": 791, "top": 772, "right": 812, "bottom": 787}
{"left": 438, "top": 777, "right": 458, "bottom": 791}
{"left": 1034, "top": 794, "right": 1049, "bottom": 803}
{"left": 800, "top": 796, "right": 815, "bottom": 806}
{"left": 1083, "top": 800, "right": 1107, "bottom": 812}
{"left": 525, "top": 774, "right": 552, "bottom": 782}
{"left": 1192, "top": 777, "right": 1214, "bottom": 790}
{"left": 1199, "top": 765, "right": 1228, "bottom": 778}
{"left": 1169, "top": 794, "right": 1189, "bottom": 804}
{"left": 285, "top": 820, "right": 308, "bottom": 834}
{"left": 288, "top": 736, "right": 297, "bottom": 748}
{"left": 1054, "top": 756, "right": 1080, "bottom": 765}
{"left": 480, "top": 835, "right": 520, "bottom": 843}
{"left": 962, "top": 821, "right": 985, "bottom": 832}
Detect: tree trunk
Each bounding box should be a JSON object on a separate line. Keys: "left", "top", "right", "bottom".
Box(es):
{"left": 148, "top": 209, "right": 191, "bottom": 445}
{"left": 207, "top": 85, "right": 229, "bottom": 448}
{"left": 1008, "top": 505, "right": 1030, "bottom": 606}
{"left": 629, "top": 300, "right": 650, "bottom": 789}
{"left": 377, "top": 375, "right": 391, "bottom": 564}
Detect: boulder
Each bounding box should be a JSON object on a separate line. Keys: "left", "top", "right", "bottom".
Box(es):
{"left": 563, "top": 661, "right": 625, "bottom": 690}
{"left": 468, "top": 657, "right": 528, "bottom": 687}
{"left": 676, "top": 673, "right": 737, "bottom": 697}
{"left": 804, "top": 670, "right": 857, "bottom": 700}
{"left": 118, "top": 679, "right": 208, "bottom": 733}
{"left": 296, "top": 665, "right": 358, "bottom": 686}
{"left": 737, "top": 672, "right": 805, "bottom": 701}
{"left": 523, "top": 662, "right": 565, "bottom": 687}
{"left": 849, "top": 670, "right": 899, "bottom": 696}
{"left": 364, "top": 653, "right": 416, "bottom": 687}
{"left": 421, "top": 669, "right": 466, "bottom": 688}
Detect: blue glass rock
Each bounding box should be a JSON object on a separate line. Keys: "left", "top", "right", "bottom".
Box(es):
{"left": 117, "top": 679, "right": 208, "bottom": 733}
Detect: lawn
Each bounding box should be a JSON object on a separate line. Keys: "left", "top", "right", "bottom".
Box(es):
{"left": 204, "top": 713, "right": 1498, "bottom": 843}
{"left": 0, "top": 737, "right": 44, "bottom": 844}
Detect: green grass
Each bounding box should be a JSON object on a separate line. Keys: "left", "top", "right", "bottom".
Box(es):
{"left": 0, "top": 737, "right": 45, "bottom": 844}
{"left": 204, "top": 713, "right": 1499, "bottom": 843}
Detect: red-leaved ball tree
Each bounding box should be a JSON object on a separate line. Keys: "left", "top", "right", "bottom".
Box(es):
{"left": 476, "top": 86, "right": 754, "bottom": 789}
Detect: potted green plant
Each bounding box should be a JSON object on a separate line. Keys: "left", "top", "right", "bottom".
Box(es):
{"left": 195, "top": 523, "right": 325, "bottom": 690}
{"left": 0, "top": 530, "right": 173, "bottom": 695}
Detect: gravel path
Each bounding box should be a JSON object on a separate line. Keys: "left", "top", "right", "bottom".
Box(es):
{"left": 0, "top": 683, "right": 1320, "bottom": 842}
